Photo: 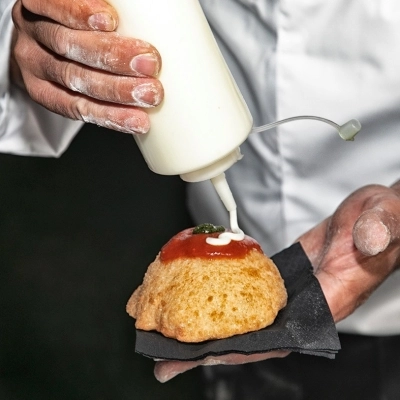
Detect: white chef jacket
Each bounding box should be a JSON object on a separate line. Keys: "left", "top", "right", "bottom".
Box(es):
{"left": 1, "top": 0, "right": 400, "bottom": 335}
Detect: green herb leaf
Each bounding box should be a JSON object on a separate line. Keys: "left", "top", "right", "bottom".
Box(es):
{"left": 193, "top": 223, "right": 226, "bottom": 234}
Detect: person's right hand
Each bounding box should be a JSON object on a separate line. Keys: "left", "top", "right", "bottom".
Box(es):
{"left": 299, "top": 181, "right": 400, "bottom": 323}
{"left": 10, "top": 0, "right": 164, "bottom": 134}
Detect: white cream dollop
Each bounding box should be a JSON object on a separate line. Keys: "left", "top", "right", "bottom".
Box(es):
{"left": 206, "top": 208, "right": 245, "bottom": 246}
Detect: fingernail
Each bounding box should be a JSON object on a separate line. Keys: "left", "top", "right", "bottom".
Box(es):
{"left": 130, "top": 53, "right": 160, "bottom": 76}
{"left": 88, "top": 13, "right": 116, "bottom": 31}
{"left": 353, "top": 213, "right": 391, "bottom": 256}
{"left": 132, "top": 83, "right": 162, "bottom": 107}
{"left": 125, "top": 115, "right": 150, "bottom": 134}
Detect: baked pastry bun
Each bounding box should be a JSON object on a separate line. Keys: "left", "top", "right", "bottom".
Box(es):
{"left": 126, "top": 224, "right": 287, "bottom": 343}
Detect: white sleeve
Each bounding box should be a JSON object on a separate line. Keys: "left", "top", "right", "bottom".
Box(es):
{"left": 0, "top": 0, "right": 83, "bottom": 157}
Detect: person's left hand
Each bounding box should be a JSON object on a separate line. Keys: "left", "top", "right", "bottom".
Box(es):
{"left": 301, "top": 180, "right": 400, "bottom": 323}
{"left": 154, "top": 181, "right": 400, "bottom": 382}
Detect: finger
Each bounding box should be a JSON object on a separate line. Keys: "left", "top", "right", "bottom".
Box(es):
{"left": 154, "top": 351, "right": 289, "bottom": 383}
{"left": 353, "top": 207, "right": 400, "bottom": 256}
{"left": 63, "top": 69, "right": 163, "bottom": 108}
{"left": 27, "top": 77, "right": 151, "bottom": 134}
{"left": 20, "top": 0, "right": 118, "bottom": 31}
{"left": 13, "top": 3, "right": 161, "bottom": 77}
{"left": 53, "top": 30, "right": 160, "bottom": 77}
{"left": 154, "top": 360, "right": 204, "bottom": 383}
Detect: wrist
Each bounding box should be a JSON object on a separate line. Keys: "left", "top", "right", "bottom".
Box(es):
{"left": 316, "top": 271, "right": 360, "bottom": 323}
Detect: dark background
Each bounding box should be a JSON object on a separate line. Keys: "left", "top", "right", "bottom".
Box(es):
{"left": 0, "top": 123, "right": 204, "bottom": 399}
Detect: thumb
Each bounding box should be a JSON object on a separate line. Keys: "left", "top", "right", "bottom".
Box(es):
{"left": 353, "top": 207, "right": 400, "bottom": 256}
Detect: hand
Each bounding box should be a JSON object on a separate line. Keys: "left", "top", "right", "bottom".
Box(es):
{"left": 299, "top": 181, "right": 400, "bottom": 322}
{"left": 10, "top": 0, "right": 163, "bottom": 134}
{"left": 154, "top": 181, "right": 400, "bottom": 382}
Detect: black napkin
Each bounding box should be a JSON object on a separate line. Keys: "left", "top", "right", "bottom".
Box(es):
{"left": 134, "top": 243, "right": 341, "bottom": 361}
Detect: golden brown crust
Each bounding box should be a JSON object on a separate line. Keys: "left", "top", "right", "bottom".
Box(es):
{"left": 126, "top": 249, "right": 287, "bottom": 343}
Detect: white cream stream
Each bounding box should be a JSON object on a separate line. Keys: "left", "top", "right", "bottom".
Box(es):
{"left": 206, "top": 173, "right": 245, "bottom": 246}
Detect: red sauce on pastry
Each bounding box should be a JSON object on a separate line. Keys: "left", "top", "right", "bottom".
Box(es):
{"left": 160, "top": 228, "right": 263, "bottom": 262}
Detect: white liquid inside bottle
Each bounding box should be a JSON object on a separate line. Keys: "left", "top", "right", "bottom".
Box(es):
{"left": 108, "top": 0, "right": 253, "bottom": 182}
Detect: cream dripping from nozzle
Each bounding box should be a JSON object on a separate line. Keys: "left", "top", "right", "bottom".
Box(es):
{"left": 206, "top": 173, "right": 244, "bottom": 246}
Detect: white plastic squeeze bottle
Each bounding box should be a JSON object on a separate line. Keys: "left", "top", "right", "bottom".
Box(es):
{"left": 108, "top": 0, "right": 253, "bottom": 183}
{"left": 107, "top": 0, "right": 362, "bottom": 234}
